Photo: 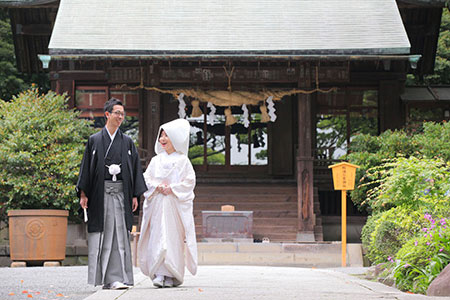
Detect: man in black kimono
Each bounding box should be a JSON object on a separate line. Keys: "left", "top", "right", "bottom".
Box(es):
{"left": 77, "top": 98, "right": 147, "bottom": 289}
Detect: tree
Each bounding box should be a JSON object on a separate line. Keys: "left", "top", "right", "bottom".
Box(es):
{"left": 0, "top": 9, "right": 25, "bottom": 101}
{"left": 0, "top": 88, "right": 95, "bottom": 224}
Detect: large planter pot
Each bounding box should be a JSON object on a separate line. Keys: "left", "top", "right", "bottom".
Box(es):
{"left": 8, "top": 209, "right": 69, "bottom": 263}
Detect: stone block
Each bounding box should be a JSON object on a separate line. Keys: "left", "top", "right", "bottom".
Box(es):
{"left": 427, "top": 263, "right": 450, "bottom": 296}
{"left": 200, "top": 252, "right": 252, "bottom": 265}
{"left": 11, "top": 261, "right": 26, "bottom": 267}
{"left": 282, "top": 242, "right": 341, "bottom": 254}
{"left": 62, "top": 256, "right": 78, "bottom": 266}
{"left": 75, "top": 245, "right": 89, "bottom": 256}
{"left": 44, "top": 261, "right": 61, "bottom": 267}
{"left": 65, "top": 245, "right": 76, "bottom": 255}
{"left": 77, "top": 256, "right": 89, "bottom": 265}
{"left": 66, "top": 223, "right": 87, "bottom": 245}
{"left": 0, "top": 244, "right": 9, "bottom": 255}
{"left": 347, "top": 243, "right": 363, "bottom": 267}
{"left": 248, "top": 253, "right": 295, "bottom": 265}
{"left": 0, "top": 256, "right": 12, "bottom": 267}
{"left": 238, "top": 243, "right": 282, "bottom": 253}
{"left": 197, "top": 242, "right": 238, "bottom": 253}
{"left": 202, "top": 211, "right": 253, "bottom": 239}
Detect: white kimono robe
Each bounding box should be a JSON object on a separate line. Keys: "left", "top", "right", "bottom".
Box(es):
{"left": 138, "top": 151, "right": 197, "bottom": 286}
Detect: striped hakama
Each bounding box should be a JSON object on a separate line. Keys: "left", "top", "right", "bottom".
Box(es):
{"left": 87, "top": 181, "right": 133, "bottom": 286}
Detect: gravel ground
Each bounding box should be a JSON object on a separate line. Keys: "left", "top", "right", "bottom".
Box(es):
{"left": 0, "top": 266, "right": 133, "bottom": 300}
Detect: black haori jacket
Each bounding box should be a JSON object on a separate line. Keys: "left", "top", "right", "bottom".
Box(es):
{"left": 76, "top": 128, "right": 147, "bottom": 233}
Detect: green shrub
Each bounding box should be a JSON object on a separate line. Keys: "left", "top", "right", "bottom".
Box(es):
{"left": 0, "top": 88, "right": 95, "bottom": 223}
{"left": 390, "top": 214, "right": 450, "bottom": 294}
{"left": 368, "top": 157, "right": 450, "bottom": 213}
{"left": 365, "top": 207, "right": 424, "bottom": 264}
{"left": 360, "top": 213, "right": 379, "bottom": 257}
{"left": 347, "top": 130, "right": 417, "bottom": 211}
{"left": 347, "top": 122, "right": 450, "bottom": 212}
{"left": 417, "top": 122, "right": 450, "bottom": 161}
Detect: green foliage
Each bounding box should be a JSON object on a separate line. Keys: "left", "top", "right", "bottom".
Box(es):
{"left": 188, "top": 145, "right": 225, "bottom": 165}
{"left": 363, "top": 207, "right": 425, "bottom": 264}
{"left": 0, "top": 9, "right": 25, "bottom": 101}
{"left": 415, "top": 122, "right": 450, "bottom": 162}
{"left": 347, "top": 122, "right": 450, "bottom": 212}
{"left": 347, "top": 129, "right": 417, "bottom": 211}
{"left": 358, "top": 153, "right": 450, "bottom": 292}
{"left": 364, "top": 157, "right": 450, "bottom": 213}
{"left": 390, "top": 215, "right": 450, "bottom": 294}
{"left": 0, "top": 88, "right": 95, "bottom": 223}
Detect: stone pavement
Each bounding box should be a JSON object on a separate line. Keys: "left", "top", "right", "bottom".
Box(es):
{"left": 84, "top": 265, "right": 449, "bottom": 300}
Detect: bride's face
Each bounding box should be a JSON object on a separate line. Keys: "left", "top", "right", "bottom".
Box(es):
{"left": 159, "top": 130, "right": 175, "bottom": 154}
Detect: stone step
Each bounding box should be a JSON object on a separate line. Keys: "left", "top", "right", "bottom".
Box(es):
{"left": 196, "top": 242, "right": 364, "bottom": 268}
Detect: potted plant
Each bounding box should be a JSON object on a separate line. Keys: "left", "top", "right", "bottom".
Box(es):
{"left": 0, "top": 87, "right": 94, "bottom": 265}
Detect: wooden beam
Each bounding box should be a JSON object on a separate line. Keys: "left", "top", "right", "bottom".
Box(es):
{"left": 15, "top": 24, "right": 52, "bottom": 36}
{"left": 50, "top": 70, "right": 107, "bottom": 81}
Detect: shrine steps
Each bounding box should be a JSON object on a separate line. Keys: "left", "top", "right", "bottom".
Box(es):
{"left": 196, "top": 242, "right": 364, "bottom": 268}
{"left": 193, "top": 183, "right": 299, "bottom": 242}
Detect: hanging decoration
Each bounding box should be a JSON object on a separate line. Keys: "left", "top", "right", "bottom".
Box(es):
{"left": 191, "top": 100, "right": 203, "bottom": 117}
{"left": 207, "top": 102, "right": 216, "bottom": 126}
{"left": 117, "top": 87, "right": 337, "bottom": 107}
{"left": 115, "top": 65, "right": 337, "bottom": 127}
{"left": 241, "top": 104, "right": 250, "bottom": 128}
{"left": 116, "top": 65, "right": 337, "bottom": 107}
{"left": 224, "top": 107, "right": 237, "bottom": 126}
{"left": 260, "top": 104, "right": 270, "bottom": 123}
{"left": 177, "top": 93, "right": 186, "bottom": 119}
{"left": 266, "top": 96, "right": 277, "bottom": 122}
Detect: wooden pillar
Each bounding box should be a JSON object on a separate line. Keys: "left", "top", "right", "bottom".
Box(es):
{"left": 296, "top": 63, "right": 316, "bottom": 241}
{"left": 379, "top": 80, "right": 403, "bottom": 131}
{"left": 55, "top": 79, "right": 75, "bottom": 108}
{"left": 142, "top": 63, "right": 161, "bottom": 161}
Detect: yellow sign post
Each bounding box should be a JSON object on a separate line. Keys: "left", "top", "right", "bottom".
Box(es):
{"left": 328, "top": 162, "right": 360, "bottom": 267}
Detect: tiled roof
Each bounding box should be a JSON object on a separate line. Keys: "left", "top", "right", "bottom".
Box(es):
{"left": 49, "top": 0, "right": 411, "bottom": 56}
{"left": 401, "top": 87, "right": 450, "bottom": 101}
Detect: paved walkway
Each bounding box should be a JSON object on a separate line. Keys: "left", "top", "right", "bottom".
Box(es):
{"left": 1, "top": 265, "right": 449, "bottom": 300}
{"left": 85, "top": 266, "right": 447, "bottom": 300}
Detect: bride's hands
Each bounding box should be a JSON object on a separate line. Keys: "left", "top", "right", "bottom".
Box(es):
{"left": 157, "top": 183, "right": 172, "bottom": 195}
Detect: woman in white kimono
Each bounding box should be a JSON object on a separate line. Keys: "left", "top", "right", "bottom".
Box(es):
{"left": 138, "top": 118, "right": 197, "bottom": 288}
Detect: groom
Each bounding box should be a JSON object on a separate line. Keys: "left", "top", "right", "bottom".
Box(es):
{"left": 77, "top": 98, "right": 147, "bottom": 289}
